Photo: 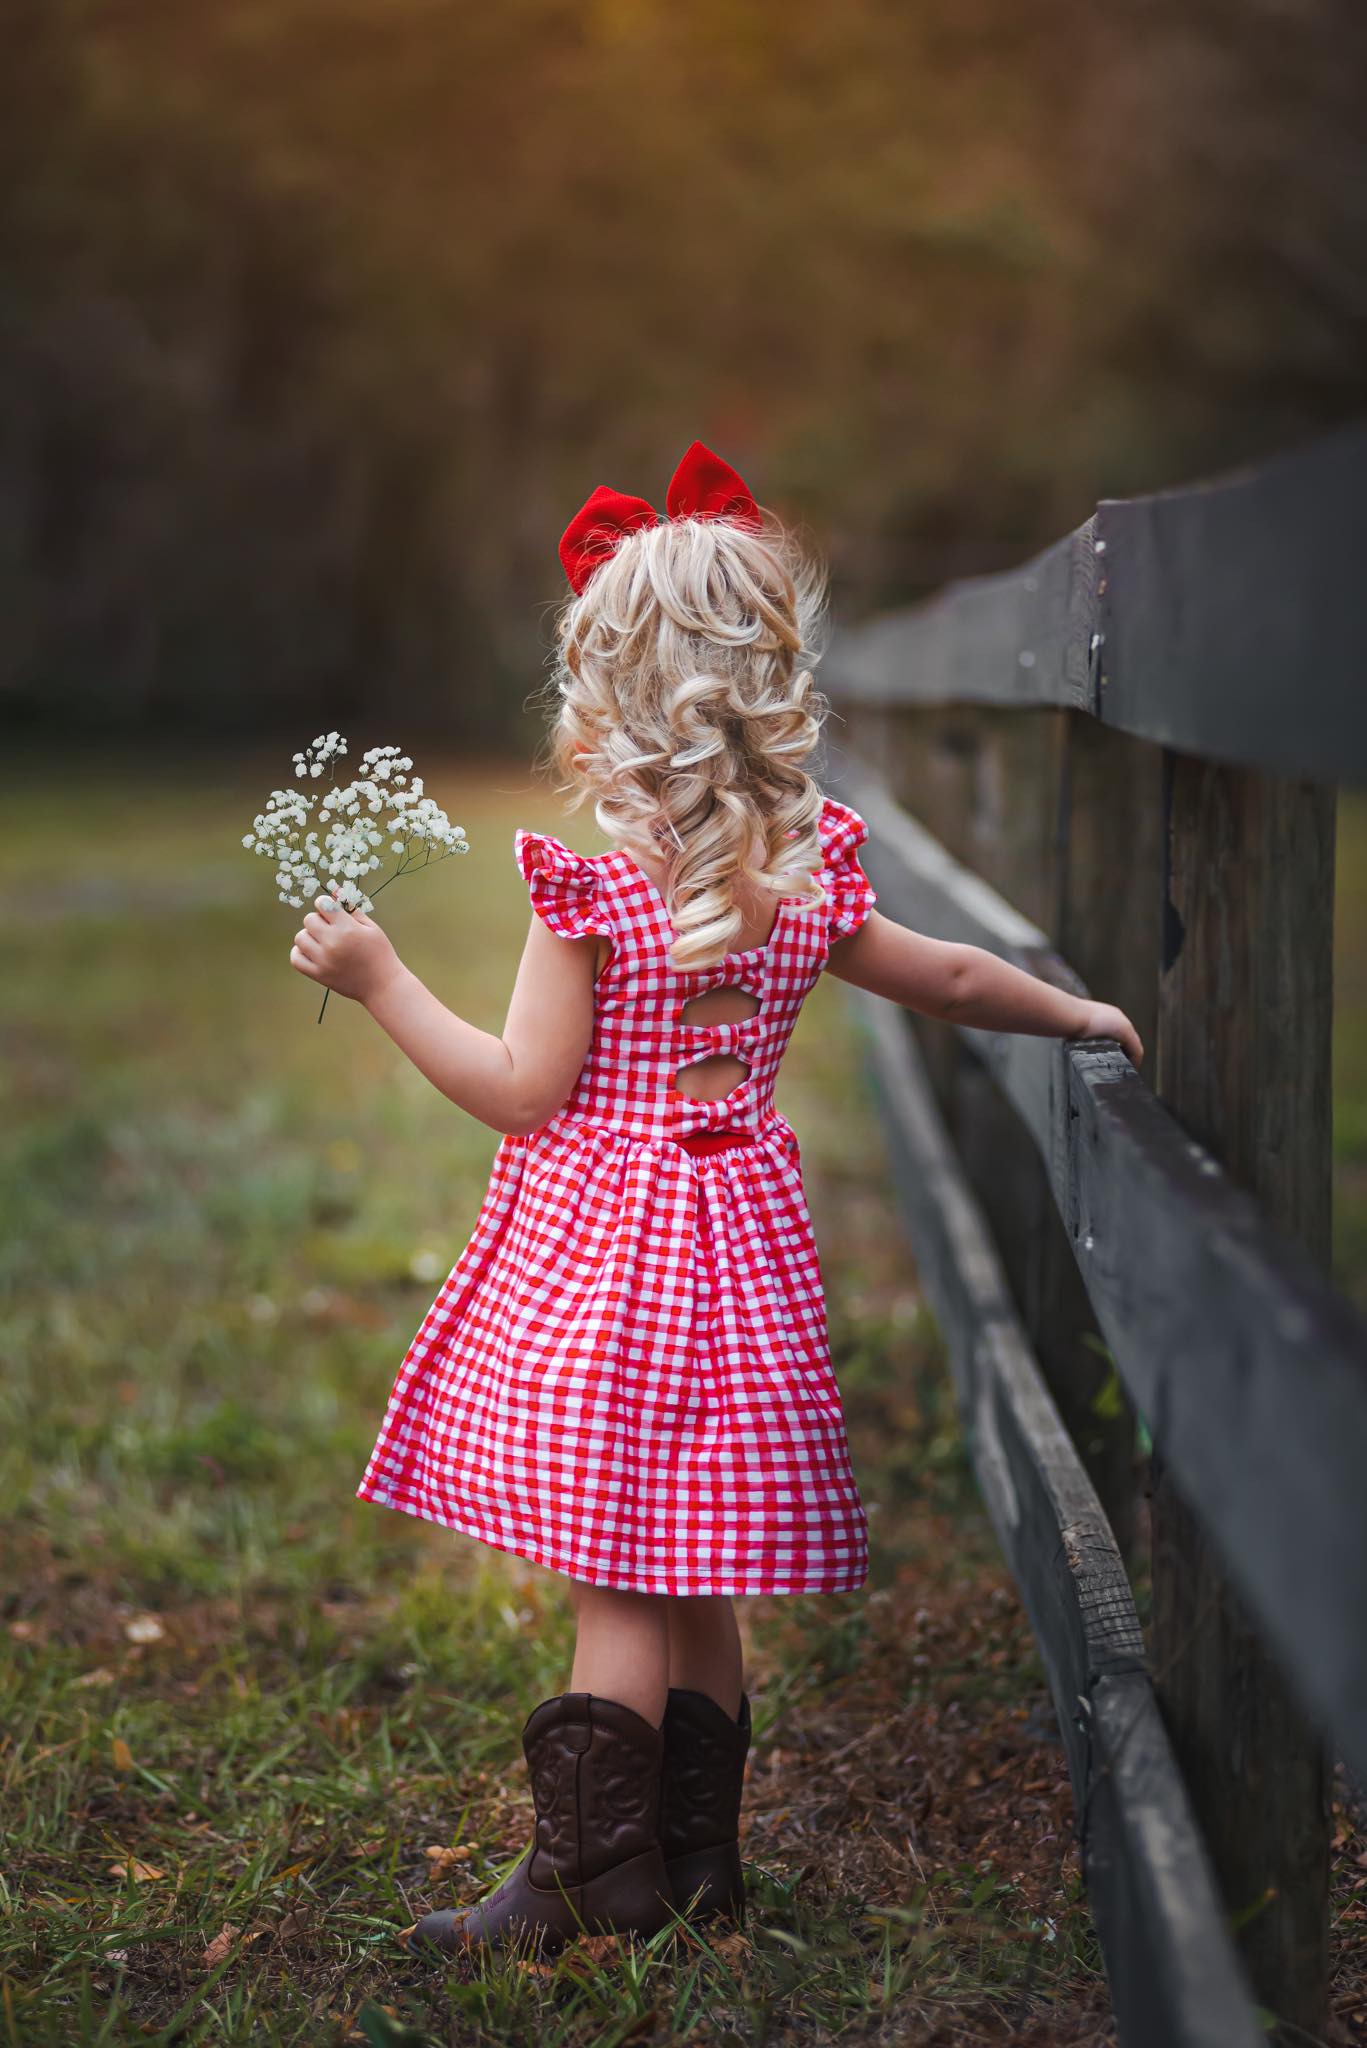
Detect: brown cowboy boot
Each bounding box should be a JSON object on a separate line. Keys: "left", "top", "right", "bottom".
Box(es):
{"left": 404, "top": 1692, "right": 674, "bottom": 1957}
{"left": 658, "top": 1688, "right": 751, "bottom": 1923}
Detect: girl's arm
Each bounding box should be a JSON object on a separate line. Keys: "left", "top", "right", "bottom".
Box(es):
{"left": 289, "top": 896, "right": 599, "bottom": 1134}
{"left": 825, "top": 909, "right": 1144, "bottom": 1067}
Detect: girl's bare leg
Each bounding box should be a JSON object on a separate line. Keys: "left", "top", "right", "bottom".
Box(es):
{"left": 407, "top": 1582, "right": 675, "bottom": 1954}
{"left": 666, "top": 1595, "right": 744, "bottom": 1716}
{"left": 569, "top": 1583, "right": 671, "bottom": 1725}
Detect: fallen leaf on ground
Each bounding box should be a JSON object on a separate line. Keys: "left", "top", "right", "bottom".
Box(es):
{"left": 202, "top": 1924, "right": 241, "bottom": 1968}
{"left": 111, "top": 1737, "right": 135, "bottom": 1773}
{"left": 108, "top": 1859, "right": 166, "bottom": 1883}
{"left": 577, "top": 1934, "right": 629, "bottom": 1964}
{"left": 424, "top": 1844, "right": 471, "bottom": 1875}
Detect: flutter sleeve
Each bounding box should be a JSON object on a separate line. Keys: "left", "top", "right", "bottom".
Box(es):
{"left": 513, "top": 828, "right": 612, "bottom": 942}
{"left": 818, "top": 795, "right": 878, "bottom": 942}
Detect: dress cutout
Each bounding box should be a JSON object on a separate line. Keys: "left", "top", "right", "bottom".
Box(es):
{"left": 356, "top": 795, "right": 878, "bottom": 1595}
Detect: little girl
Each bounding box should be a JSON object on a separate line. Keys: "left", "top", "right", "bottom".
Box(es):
{"left": 288, "top": 440, "right": 1143, "bottom": 1959}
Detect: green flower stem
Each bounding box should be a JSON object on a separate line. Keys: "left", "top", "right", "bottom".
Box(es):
{"left": 314, "top": 845, "right": 448, "bottom": 1024}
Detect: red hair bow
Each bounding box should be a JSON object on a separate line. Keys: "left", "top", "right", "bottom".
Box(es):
{"left": 558, "top": 440, "right": 762, "bottom": 595}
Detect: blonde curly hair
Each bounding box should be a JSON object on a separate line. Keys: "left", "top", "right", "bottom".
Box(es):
{"left": 534, "top": 508, "right": 834, "bottom": 972}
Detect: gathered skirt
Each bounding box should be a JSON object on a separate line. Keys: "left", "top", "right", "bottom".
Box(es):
{"left": 355, "top": 1112, "right": 869, "bottom": 1597}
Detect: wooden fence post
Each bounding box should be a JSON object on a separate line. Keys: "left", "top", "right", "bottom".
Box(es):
{"left": 1151, "top": 752, "right": 1335, "bottom": 2038}
{"left": 1040, "top": 713, "right": 1164, "bottom": 1561}
{"left": 833, "top": 710, "right": 1140, "bottom": 1555}
{"left": 827, "top": 426, "right": 1367, "bottom": 2043}
{"left": 837, "top": 702, "right": 968, "bottom": 1115}
{"left": 1051, "top": 714, "right": 1162, "bottom": 1112}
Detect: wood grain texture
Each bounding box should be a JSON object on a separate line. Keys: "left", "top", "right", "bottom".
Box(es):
{"left": 1098, "top": 430, "right": 1367, "bottom": 785}
{"left": 825, "top": 751, "right": 1367, "bottom": 1790}
{"left": 834, "top": 703, "right": 1137, "bottom": 1544}
{"left": 845, "top": 986, "right": 1262, "bottom": 2048}
{"left": 1149, "top": 753, "right": 1336, "bottom": 2037}
{"left": 825, "top": 524, "right": 1095, "bottom": 715}
{"left": 1038, "top": 713, "right": 1166, "bottom": 1563}
{"left": 825, "top": 423, "right": 1367, "bottom": 786}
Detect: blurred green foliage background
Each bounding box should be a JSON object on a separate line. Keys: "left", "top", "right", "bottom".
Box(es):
{"left": 3, "top": 0, "right": 1365, "bottom": 742}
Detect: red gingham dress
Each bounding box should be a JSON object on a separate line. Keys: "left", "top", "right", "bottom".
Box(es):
{"left": 355, "top": 794, "right": 878, "bottom": 1596}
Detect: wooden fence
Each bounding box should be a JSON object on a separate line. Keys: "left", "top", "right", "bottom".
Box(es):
{"left": 822, "top": 421, "right": 1367, "bottom": 2048}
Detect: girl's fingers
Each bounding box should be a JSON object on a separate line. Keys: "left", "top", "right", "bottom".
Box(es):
{"left": 289, "top": 944, "right": 319, "bottom": 977}
{"left": 313, "top": 893, "right": 374, "bottom": 926}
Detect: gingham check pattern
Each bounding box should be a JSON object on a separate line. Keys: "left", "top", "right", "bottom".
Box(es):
{"left": 356, "top": 796, "right": 879, "bottom": 1595}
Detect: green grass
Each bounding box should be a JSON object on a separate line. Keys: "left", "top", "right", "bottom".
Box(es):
{"left": 4, "top": 750, "right": 1361, "bottom": 2045}
{"left": 0, "top": 748, "right": 1111, "bottom": 2047}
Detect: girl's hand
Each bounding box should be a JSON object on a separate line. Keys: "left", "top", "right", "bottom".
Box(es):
{"left": 290, "top": 895, "right": 403, "bottom": 1006}
{"left": 1070, "top": 1000, "right": 1144, "bottom": 1069}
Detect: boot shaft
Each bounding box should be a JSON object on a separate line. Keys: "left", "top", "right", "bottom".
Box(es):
{"left": 659, "top": 1688, "right": 751, "bottom": 1858}
{"left": 524, "top": 1691, "right": 664, "bottom": 1888}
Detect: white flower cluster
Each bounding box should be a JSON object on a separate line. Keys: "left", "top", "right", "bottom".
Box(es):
{"left": 293, "top": 732, "right": 348, "bottom": 779}
{"left": 242, "top": 737, "right": 468, "bottom": 910}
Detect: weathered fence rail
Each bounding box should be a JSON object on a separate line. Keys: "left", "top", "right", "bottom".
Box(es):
{"left": 823, "top": 418, "right": 1367, "bottom": 2047}
{"left": 836, "top": 765, "right": 1367, "bottom": 1785}
{"left": 850, "top": 989, "right": 1262, "bottom": 2048}
{"left": 829, "top": 420, "right": 1367, "bottom": 786}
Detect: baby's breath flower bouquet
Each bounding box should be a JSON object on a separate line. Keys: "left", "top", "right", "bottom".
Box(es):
{"left": 243, "top": 734, "right": 468, "bottom": 1019}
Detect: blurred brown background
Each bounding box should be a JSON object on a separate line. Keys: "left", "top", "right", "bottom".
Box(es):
{"left": 4, "top": 0, "right": 1365, "bottom": 746}
{"left": 4, "top": 12, "right": 1367, "bottom": 2040}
